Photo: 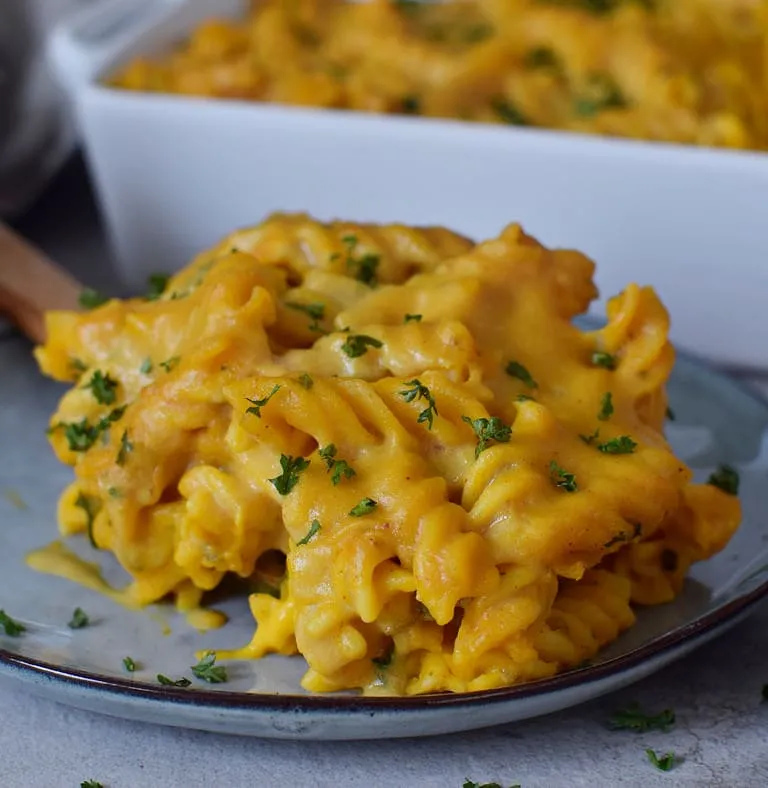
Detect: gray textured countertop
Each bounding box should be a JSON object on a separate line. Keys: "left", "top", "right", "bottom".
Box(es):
{"left": 2, "top": 159, "right": 768, "bottom": 788}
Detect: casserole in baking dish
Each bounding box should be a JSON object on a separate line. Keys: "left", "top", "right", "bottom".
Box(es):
{"left": 51, "top": 0, "right": 768, "bottom": 368}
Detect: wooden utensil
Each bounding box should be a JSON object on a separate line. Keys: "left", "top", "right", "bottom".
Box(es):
{"left": 0, "top": 221, "right": 82, "bottom": 344}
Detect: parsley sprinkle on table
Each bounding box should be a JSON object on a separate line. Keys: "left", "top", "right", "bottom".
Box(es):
{"left": 340, "top": 334, "right": 383, "bottom": 358}
{"left": 269, "top": 455, "right": 310, "bottom": 495}
{"left": 157, "top": 674, "right": 191, "bottom": 687}
{"left": 68, "top": 607, "right": 89, "bottom": 629}
{"left": 549, "top": 460, "right": 578, "bottom": 492}
{"left": 462, "top": 416, "right": 512, "bottom": 457}
{"left": 399, "top": 379, "right": 438, "bottom": 429}
{"left": 297, "top": 519, "right": 321, "bottom": 546}
{"left": 0, "top": 609, "right": 25, "bottom": 636}
{"left": 191, "top": 651, "right": 228, "bottom": 684}
{"left": 350, "top": 497, "right": 378, "bottom": 517}
{"left": 646, "top": 748, "right": 677, "bottom": 772}
{"left": 123, "top": 656, "right": 137, "bottom": 672}
{"left": 80, "top": 780, "right": 104, "bottom": 788}
{"left": 505, "top": 360, "right": 537, "bottom": 388}
{"left": 82, "top": 370, "right": 118, "bottom": 405}
{"left": 707, "top": 464, "right": 740, "bottom": 496}
{"left": 245, "top": 384, "right": 281, "bottom": 417}
{"left": 608, "top": 703, "right": 675, "bottom": 732}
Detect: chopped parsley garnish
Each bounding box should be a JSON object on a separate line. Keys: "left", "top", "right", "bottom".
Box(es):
{"left": 505, "top": 360, "right": 537, "bottom": 388}
{"left": 340, "top": 234, "right": 380, "bottom": 286}
{"left": 401, "top": 95, "right": 421, "bottom": 114}
{"left": 69, "top": 358, "right": 88, "bottom": 375}
{"left": 462, "top": 416, "right": 513, "bottom": 457}
{"left": 463, "top": 781, "right": 520, "bottom": 788}
{"left": 666, "top": 405, "right": 676, "bottom": 421}
{"left": 646, "top": 749, "right": 677, "bottom": 772}
{"left": 298, "top": 372, "right": 314, "bottom": 390}
{"left": 591, "top": 350, "right": 617, "bottom": 370}
{"left": 597, "top": 391, "right": 614, "bottom": 421}
{"left": 608, "top": 703, "right": 675, "bottom": 733}
{"left": 549, "top": 460, "right": 578, "bottom": 492}
{"left": 157, "top": 674, "right": 191, "bottom": 687}
{"left": 68, "top": 607, "right": 89, "bottom": 629}
{"left": 245, "top": 384, "right": 281, "bottom": 418}
{"left": 350, "top": 497, "right": 378, "bottom": 517}
{"left": 191, "top": 651, "right": 228, "bottom": 684}
{"left": 123, "top": 656, "right": 137, "bottom": 672}
{"left": 574, "top": 73, "right": 626, "bottom": 117}
{"left": 524, "top": 46, "right": 558, "bottom": 69}
{"left": 318, "top": 444, "right": 356, "bottom": 485}
{"left": 62, "top": 419, "right": 101, "bottom": 452}
{"left": 159, "top": 355, "right": 180, "bottom": 373}
{"left": 269, "top": 454, "right": 310, "bottom": 495}
{"left": 707, "top": 464, "right": 739, "bottom": 496}
{"left": 372, "top": 644, "right": 394, "bottom": 668}
{"left": 116, "top": 430, "right": 133, "bottom": 466}
{"left": 597, "top": 436, "right": 637, "bottom": 455}
{"left": 0, "top": 609, "right": 25, "bottom": 637}
{"left": 80, "top": 781, "right": 104, "bottom": 788}
{"left": 399, "top": 379, "right": 438, "bottom": 430}
{"left": 78, "top": 288, "right": 108, "bottom": 310}
{"left": 74, "top": 492, "right": 101, "bottom": 549}
{"left": 297, "top": 519, "right": 321, "bottom": 546}
{"left": 404, "top": 313, "right": 422, "bottom": 323}
{"left": 146, "top": 273, "right": 170, "bottom": 300}
{"left": 82, "top": 370, "right": 118, "bottom": 405}
{"left": 580, "top": 428, "right": 600, "bottom": 445}
{"left": 286, "top": 302, "right": 325, "bottom": 332}
{"left": 491, "top": 98, "right": 529, "bottom": 126}
{"left": 340, "top": 334, "right": 383, "bottom": 358}
{"left": 107, "top": 487, "right": 121, "bottom": 498}
{"left": 139, "top": 357, "right": 153, "bottom": 374}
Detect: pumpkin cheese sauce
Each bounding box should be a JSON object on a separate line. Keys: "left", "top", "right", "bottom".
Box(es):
{"left": 33, "top": 214, "right": 741, "bottom": 695}
{"left": 110, "top": 0, "right": 768, "bottom": 151}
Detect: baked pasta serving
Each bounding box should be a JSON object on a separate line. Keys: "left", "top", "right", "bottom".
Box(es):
{"left": 110, "top": 0, "right": 768, "bottom": 151}
{"left": 35, "top": 214, "right": 741, "bottom": 695}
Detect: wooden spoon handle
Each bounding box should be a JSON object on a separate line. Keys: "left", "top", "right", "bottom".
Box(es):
{"left": 0, "top": 222, "right": 82, "bottom": 344}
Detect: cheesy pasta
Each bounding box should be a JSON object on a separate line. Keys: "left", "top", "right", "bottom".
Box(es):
{"left": 35, "top": 214, "right": 741, "bottom": 695}
{"left": 110, "top": 0, "right": 768, "bottom": 151}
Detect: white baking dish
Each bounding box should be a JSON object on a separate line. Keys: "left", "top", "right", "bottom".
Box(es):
{"left": 51, "top": 0, "right": 768, "bottom": 369}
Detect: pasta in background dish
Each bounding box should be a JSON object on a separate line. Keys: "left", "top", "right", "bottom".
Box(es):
{"left": 110, "top": 0, "right": 768, "bottom": 151}
{"left": 35, "top": 214, "right": 741, "bottom": 695}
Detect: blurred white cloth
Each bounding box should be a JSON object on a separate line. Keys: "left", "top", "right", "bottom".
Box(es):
{"left": 0, "top": 0, "right": 100, "bottom": 217}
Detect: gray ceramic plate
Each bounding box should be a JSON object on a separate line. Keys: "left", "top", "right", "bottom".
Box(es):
{"left": 1, "top": 333, "right": 767, "bottom": 741}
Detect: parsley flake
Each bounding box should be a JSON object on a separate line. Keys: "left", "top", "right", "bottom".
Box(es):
{"left": 68, "top": 607, "right": 89, "bottom": 629}
{"left": 597, "top": 436, "right": 637, "bottom": 455}
{"left": 245, "top": 384, "right": 281, "bottom": 418}
{"left": 286, "top": 301, "right": 325, "bottom": 332}
{"left": 462, "top": 416, "right": 513, "bottom": 458}
{"left": 159, "top": 356, "right": 180, "bottom": 373}
{"left": 157, "top": 674, "right": 191, "bottom": 687}
{"left": 404, "top": 313, "right": 422, "bottom": 323}
{"left": 598, "top": 391, "right": 614, "bottom": 421}
{"left": 550, "top": 460, "right": 578, "bottom": 492}
{"left": 116, "top": 430, "right": 133, "bottom": 466}
{"left": 340, "top": 235, "right": 380, "bottom": 286}
{"left": 80, "top": 781, "right": 104, "bottom": 788}
{"left": 62, "top": 419, "right": 101, "bottom": 452}
{"left": 399, "top": 379, "right": 439, "bottom": 430}
{"left": 464, "top": 781, "right": 520, "bottom": 788}
{"left": 574, "top": 73, "right": 627, "bottom": 117}
{"left": 591, "top": 350, "right": 617, "bottom": 370}
{"left": 191, "top": 651, "right": 228, "bottom": 684}
{"left": 82, "top": 370, "right": 119, "bottom": 405}
{"left": 123, "top": 656, "right": 137, "bottom": 672}
{"left": 78, "top": 288, "right": 108, "bottom": 310}
{"left": 146, "top": 273, "right": 170, "bottom": 300}
{"left": 341, "top": 334, "right": 383, "bottom": 358}
{"left": 318, "top": 444, "right": 356, "bottom": 485}
{"left": 707, "top": 464, "right": 739, "bottom": 496}
{"left": 74, "top": 492, "right": 101, "bottom": 549}
{"left": 139, "top": 357, "right": 153, "bottom": 374}
{"left": 580, "top": 428, "right": 600, "bottom": 445}
{"left": 505, "top": 360, "right": 537, "bottom": 388}
{"left": 646, "top": 749, "right": 677, "bottom": 772}
{"left": 350, "top": 497, "right": 378, "bottom": 517}
{"left": 0, "top": 609, "right": 25, "bottom": 637}
{"left": 608, "top": 703, "right": 675, "bottom": 733}
{"left": 298, "top": 372, "right": 314, "bottom": 390}
{"left": 269, "top": 454, "right": 310, "bottom": 495}
{"left": 297, "top": 519, "right": 321, "bottom": 546}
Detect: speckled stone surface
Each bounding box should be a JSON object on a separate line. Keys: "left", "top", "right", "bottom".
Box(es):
{"left": 3, "top": 159, "right": 768, "bottom": 788}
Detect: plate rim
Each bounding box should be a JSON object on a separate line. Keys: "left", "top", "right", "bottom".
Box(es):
{"left": 2, "top": 346, "right": 768, "bottom": 716}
